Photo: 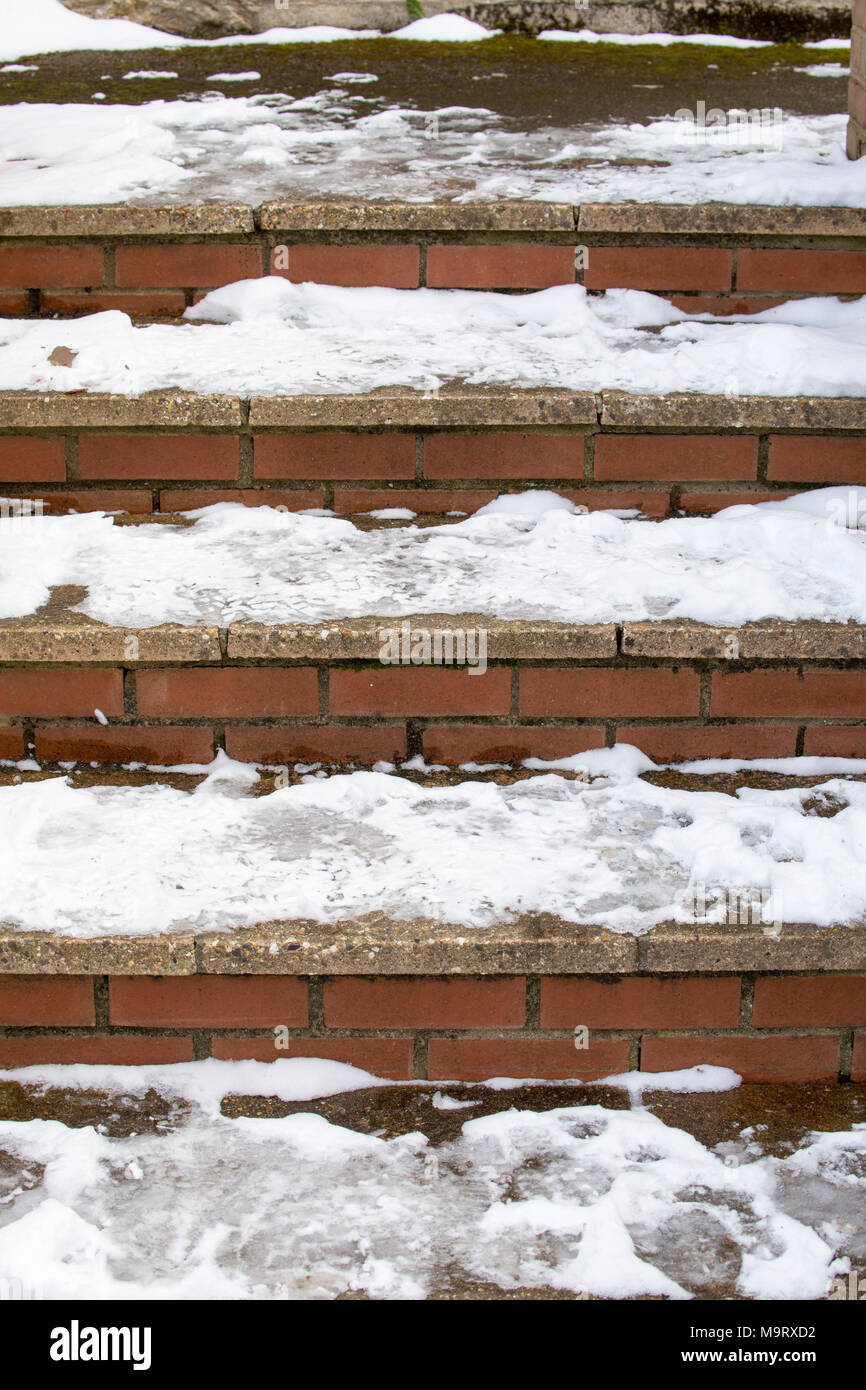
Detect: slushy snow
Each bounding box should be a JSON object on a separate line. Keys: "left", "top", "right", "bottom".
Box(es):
{"left": 0, "top": 97, "right": 860, "bottom": 207}
{"left": 1, "top": 489, "right": 865, "bottom": 628}
{"left": 1, "top": 285, "right": 865, "bottom": 398}
{"left": 0, "top": 1059, "right": 859, "bottom": 1300}
{"left": 0, "top": 750, "right": 865, "bottom": 937}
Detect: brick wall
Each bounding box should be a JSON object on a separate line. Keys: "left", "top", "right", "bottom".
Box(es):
{"left": 1, "top": 971, "right": 863, "bottom": 1081}
{"left": 1, "top": 621, "right": 864, "bottom": 766}
{"left": 849, "top": 0, "right": 866, "bottom": 158}
{"left": 1, "top": 406, "right": 864, "bottom": 517}
{"left": 1, "top": 203, "right": 864, "bottom": 317}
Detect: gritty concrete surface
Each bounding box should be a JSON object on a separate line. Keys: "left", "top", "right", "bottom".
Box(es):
{"left": 0, "top": 931, "right": 197, "bottom": 975}
{"left": 0, "top": 616, "right": 221, "bottom": 663}
{"left": 600, "top": 392, "right": 866, "bottom": 430}
{"left": 226, "top": 617, "right": 618, "bottom": 660}
{"left": 258, "top": 201, "right": 576, "bottom": 232}
{"left": 578, "top": 204, "right": 866, "bottom": 237}
{"left": 0, "top": 392, "right": 242, "bottom": 428}
{"left": 0, "top": 205, "right": 256, "bottom": 237}
{"left": 248, "top": 388, "right": 598, "bottom": 428}
{"left": 621, "top": 620, "right": 866, "bottom": 660}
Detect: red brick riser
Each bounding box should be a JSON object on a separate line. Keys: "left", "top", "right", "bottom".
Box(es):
{"left": 1, "top": 427, "right": 863, "bottom": 517}
{"left": 1, "top": 973, "right": 864, "bottom": 1083}
{"left": 1, "top": 654, "right": 865, "bottom": 767}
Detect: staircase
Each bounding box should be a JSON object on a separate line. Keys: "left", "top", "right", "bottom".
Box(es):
{"left": 0, "top": 195, "right": 864, "bottom": 1087}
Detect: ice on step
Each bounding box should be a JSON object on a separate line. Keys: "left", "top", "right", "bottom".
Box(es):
{"left": 0, "top": 489, "right": 864, "bottom": 628}
{"left": 0, "top": 1060, "right": 858, "bottom": 1300}
{"left": 1, "top": 756, "right": 865, "bottom": 937}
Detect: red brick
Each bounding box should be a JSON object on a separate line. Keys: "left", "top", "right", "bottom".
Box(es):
{"left": 679, "top": 490, "right": 792, "bottom": 513}
{"left": 136, "top": 668, "right": 318, "bottom": 718}
{"left": 564, "top": 489, "right": 670, "bottom": 516}
{"left": 273, "top": 243, "right": 419, "bottom": 288}
{"left": 255, "top": 433, "right": 415, "bottom": 480}
{"left": 541, "top": 976, "right": 741, "bottom": 1030}
{"left": 767, "top": 436, "right": 866, "bottom": 484}
{"left": 38, "top": 490, "right": 152, "bottom": 514}
{"left": 110, "top": 976, "right": 308, "bottom": 1029}
{"left": 0, "top": 726, "right": 24, "bottom": 759}
{"left": 35, "top": 725, "right": 214, "bottom": 766}
{"left": 584, "top": 248, "right": 732, "bottom": 292}
{"left": 640, "top": 1034, "right": 840, "bottom": 1083}
{"left": 427, "top": 245, "right": 574, "bottom": 290}
{"left": 116, "top": 244, "right": 261, "bottom": 289}
{"left": 428, "top": 1038, "right": 630, "bottom": 1081}
{"left": 0, "top": 1036, "right": 194, "bottom": 1067}
{"left": 422, "top": 724, "right": 606, "bottom": 764}
{"left": 225, "top": 723, "right": 407, "bottom": 765}
{"left": 212, "top": 1036, "right": 413, "bottom": 1078}
{"left": 0, "top": 246, "right": 103, "bottom": 289}
{"left": 711, "top": 670, "right": 865, "bottom": 719}
{"left": 330, "top": 667, "right": 511, "bottom": 717}
{"left": 737, "top": 250, "right": 866, "bottom": 293}
{"left": 803, "top": 726, "right": 866, "bottom": 758}
{"left": 41, "top": 291, "right": 187, "bottom": 317}
{"left": 333, "top": 488, "right": 496, "bottom": 514}
{"left": 0, "top": 670, "right": 122, "bottom": 718}
{"left": 853, "top": 1033, "right": 866, "bottom": 1081}
{"left": 615, "top": 724, "right": 797, "bottom": 762}
{"left": 423, "top": 433, "right": 583, "bottom": 480}
{"left": 78, "top": 435, "right": 238, "bottom": 481}
{"left": 324, "top": 977, "right": 525, "bottom": 1029}
{"left": 664, "top": 295, "right": 786, "bottom": 316}
{"left": 160, "top": 488, "right": 322, "bottom": 512}
{"left": 0, "top": 437, "right": 65, "bottom": 483}
{"left": 594, "top": 434, "right": 757, "bottom": 482}
{"left": 753, "top": 976, "right": 866, "bottom": 1028}
{"left": 0, "top": 291, "right": 29, "bottom": 315}
{"left": 0, "top": 977, "right": 94, "bottom": 1027}
{"left": 521, "top": 668, "right": 700, "bottom": 718}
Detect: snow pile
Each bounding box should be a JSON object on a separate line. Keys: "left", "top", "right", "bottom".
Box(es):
{"left": 0, "top": 1060, "right": 857, "bottom": 1300}
{"left": 1, "top": 286, "right": 864, "bottom": 398}
{"left": 391, "top": 15, "right": 499, "bottom": 40}
{"left": 0, "top": 0, "right": 383, "bottom": 62}
{"left": 0, "top": 756, "right": 864, "bottom": 936}
{"left": 1, "top": 489, "right": 865, "bottom": 628}
{"left": 537, "top": 29, "right": 775, "bottom": 47}
{"left": 0, "top": 97, "right": 860, "bottom": 207}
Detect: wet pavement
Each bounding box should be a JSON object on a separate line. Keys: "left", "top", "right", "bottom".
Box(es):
{"left": 0, "top": 37, "right": 849, "bottom": 124}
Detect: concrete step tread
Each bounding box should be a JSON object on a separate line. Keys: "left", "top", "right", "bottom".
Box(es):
{"left": 0, "top": 753, "right": 863, "bottom": 953}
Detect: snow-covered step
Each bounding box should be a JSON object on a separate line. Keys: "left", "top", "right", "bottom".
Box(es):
{"left": 0, "top": 386, "right": 864, "bottom": 518}
{"left": 0, "top": 753, "right": 865, "bottom": 1083}
{"left": 0, "top": 493, "right": 864, "bottom": 766}
{"left": 1, "top": 1063, "right": 865, "bottom": 1300}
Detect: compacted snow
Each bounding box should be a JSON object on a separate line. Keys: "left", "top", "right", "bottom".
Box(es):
{"left": 0, "top": 749, "right": 864, "bottom": 937}
{"left": 0, "top": 98, "right": 858, "bottom": 207}
{"left": 1, "top": 490, "right": 864, "bottom": 628}
{"left": 0, "top": 1059, "right": 860, "bottom": 1300}
{"left": 1, "top": 287, "right": 865, "bottom": 398}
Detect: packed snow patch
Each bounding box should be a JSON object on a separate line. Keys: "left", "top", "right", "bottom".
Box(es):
{"left": 1, "top": 286, "right": 865, "bottom": 398}
{"left": 1, "top": 489, "right": 864, "bottom": 628}
{"left": 0, "top": 1061, "right": 858, "bottom": 1300}
{"left": 0, "top": 97, "right": 860, "bottom": 207}
{"left": 1, "top": 755, "right": 865, "bottom": 936}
